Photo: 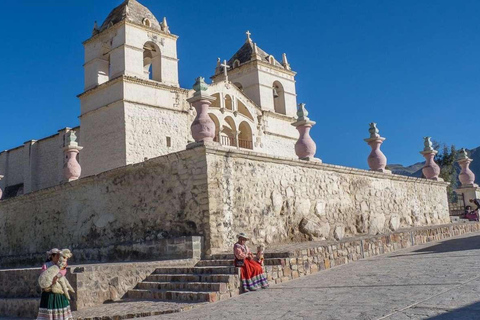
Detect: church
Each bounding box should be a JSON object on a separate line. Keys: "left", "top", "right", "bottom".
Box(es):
{"left": 0, "top": 3, "right": 454, "bottom": 316}
{"left": 0, "top": 0, "right": 299, "bottom": 197}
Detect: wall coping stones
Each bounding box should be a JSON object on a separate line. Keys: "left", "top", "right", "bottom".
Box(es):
{"left": 199, "top": 144, "right": 449, "bottom": 186}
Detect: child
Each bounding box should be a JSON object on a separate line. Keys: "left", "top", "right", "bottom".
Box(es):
{"left": 256, "top": 244, "right": 265, "bottom": 266}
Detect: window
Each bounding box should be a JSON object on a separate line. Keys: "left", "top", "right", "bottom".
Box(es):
{"left": 166, "top": 136, "right": 171, "bottom": 147}
{"left": 143, "top": 18, "right": 151, "bottom": 27}
{"left": 233, "top": 60, "right": 240, "bottom": 68}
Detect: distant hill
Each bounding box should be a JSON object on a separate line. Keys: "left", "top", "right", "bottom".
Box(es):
{"left": 388, "top": 162, "right": 424, "bottom": 178}
{"left": 390, "top": 146, "right": 480, "bottom": 180}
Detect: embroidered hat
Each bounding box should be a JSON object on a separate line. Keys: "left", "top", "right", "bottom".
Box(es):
{"left": 237, "top": 232, "right": 249, "bottom": 240}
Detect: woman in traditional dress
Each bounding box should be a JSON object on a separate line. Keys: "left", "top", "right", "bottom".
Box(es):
{"left": 41, "top": 249, "right": 66, "bottom": 276}
{"left": 37, "top": 249, "right": 73, "bottom": 320}
{"left": 233, "top": 233, "right": 269, "bottom": 291}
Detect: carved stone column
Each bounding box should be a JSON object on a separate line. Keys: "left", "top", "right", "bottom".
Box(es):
{"left": 364, "top": 123, "right": 390, "bottom": 173}
{"left": 457, "top": 148, "right": 477, "bottom": 187}
{"left": 420, "top": 137, "right": 442, "bottom": 180}
{"left": 291, "top": 103, "right": 321, "bottom": 162}
{"left": 187, "top": 77, "right": 217, "bottom": 144}
{"left": 63, "top": 131, "right": 83, "bottom": 182}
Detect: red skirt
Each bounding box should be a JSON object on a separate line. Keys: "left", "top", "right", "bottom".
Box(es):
{"left": 238, "top": 259, "right": 269, "bottom": 291}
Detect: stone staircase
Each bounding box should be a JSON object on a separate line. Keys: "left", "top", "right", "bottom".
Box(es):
{"left": 126, "top": 254, "right": 286, "bottom": 304}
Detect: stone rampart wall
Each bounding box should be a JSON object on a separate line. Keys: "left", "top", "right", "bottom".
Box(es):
{"left": 0, "top": 144, "right": 449, "bottom": 263}
{"left": 205, "top": 146, "right": 450, "bottom": 254}
{"left": 0, "top": 147, "right": 209, "bottom": 267}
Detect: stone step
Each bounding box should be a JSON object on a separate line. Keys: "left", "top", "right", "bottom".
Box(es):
{"left": 153, "top": 266, "right": 237, "bottom": 275}
{"left": 209, "top": 252, "right": 290, "bottom": 260}
{"left": 127, "top": 289, "right": 220, "bottom": 303}
{"left": 137, "top": 281, "right": 228, "bottom": 293}
{"left": 195, "top": 258, "right": 285, "bottom": 267}
{"left": 0, "top": 297, "right": 39, "bottom": 318}
{"left": 146, "top": 273, "right": 237, "bottom": 283}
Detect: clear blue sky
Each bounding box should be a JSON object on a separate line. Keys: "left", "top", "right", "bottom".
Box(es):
{"left": 1, "top": 0, "right": 479, "bottom": 169}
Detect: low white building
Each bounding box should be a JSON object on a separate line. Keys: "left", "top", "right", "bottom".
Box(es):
{"left": 0, "top": 0, "right": 300, "bottom": 197}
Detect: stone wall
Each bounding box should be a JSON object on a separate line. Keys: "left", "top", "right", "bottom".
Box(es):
{"left": 0, "top": 128, "right": 81, "bottom": 195}
{"left": 205, "top": 146, "right": 450, "bottom": 254}
{"left": 0, "top": 258, "right": 197, "bottom": 317}
{"left": 0, "top": 147, "right": 209, "bottom": 267}
{"left": 0, "top": 144, "right": 450, "bottom": 264}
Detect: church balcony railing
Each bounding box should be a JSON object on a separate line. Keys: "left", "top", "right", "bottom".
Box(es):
{"left": 238, "top": 139, "right": 253, "bottom": 150}
{"left": 220, "top": 135, "right": 236, "bottom": 147}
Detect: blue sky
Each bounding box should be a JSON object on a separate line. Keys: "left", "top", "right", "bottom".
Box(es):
{"left": 0, "top": 0, "right": 479, "bottom": 169}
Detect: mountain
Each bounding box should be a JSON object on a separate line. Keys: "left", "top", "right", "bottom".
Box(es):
{"left": 390, "top": 146, "right": 480, "bottom": 180}
{"left": 388, "top": 162, "right": 424, "bottom": 178}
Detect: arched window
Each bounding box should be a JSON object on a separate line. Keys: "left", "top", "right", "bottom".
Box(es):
{"left": 238, "top": 121, "right": 253, "bottom": 150}
{"left": 211, "top": 93, "right": 221, "bottom": 108}
{"left": 143, "top": 18, "right": 151, "bottom": 27}
{"left": 225, "top": 94, "right": 233, "bottom": 110}
{"left": 209, "top": 113, "right": 220, "bottom": 142}
{"left": 143, "top": 41, "right": 161, "bottom": 81}
{"left": 268, "top": 55, "right": 275, "bottom": 65}
{"left": 273, "top": 81, "right": 286, "bottom": 115}
{"left": 233, "top": 59, "right": 241, "bottom": 68}
{"left": 221, "top": 116, "right": 236, "bottom": 146}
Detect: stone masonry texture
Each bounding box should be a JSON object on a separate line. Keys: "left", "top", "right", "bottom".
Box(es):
{"left": 205, "top": 146, "right": 450, "bottom": 253}
{"left": 0, "top": 145, "right": 448, "bottom": 265}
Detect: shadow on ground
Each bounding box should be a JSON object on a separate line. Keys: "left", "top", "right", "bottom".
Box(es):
{"left": 426, "top": 301, "right": 480, "bottom": 319}
{"left": 413, "top": 235, "right": 480, "bottom": 255}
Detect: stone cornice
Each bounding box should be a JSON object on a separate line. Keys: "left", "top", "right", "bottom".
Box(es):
{"left": 79, "top": 98, "right": 190, "bottom": 119}
{"left": 78, "top": 75, "right": 188, "bottom": 99}
{"left": 263, "top": 131, "right": 297, "bottom": 141}
{"left": 123, "top": 76, "right": 187, "bottom": 92}
{"left": 83, "top": 20, "right": 178, "bottom": 46}
{"left": 200, "top": 145, "right": 450, "bottom": 187}
{"left": 262, "top": 110, "right": 296, "bottom": 122}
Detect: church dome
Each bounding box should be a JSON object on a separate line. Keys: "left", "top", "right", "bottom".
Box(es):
{"left": 99, "top": 0, "right": 164, "bottom": 33}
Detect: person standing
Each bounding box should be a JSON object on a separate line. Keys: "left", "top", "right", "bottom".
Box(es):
{"left": 37, "top": 249, "right": 73, "bottom": 320}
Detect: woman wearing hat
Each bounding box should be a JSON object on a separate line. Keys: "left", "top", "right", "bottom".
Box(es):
{"left": 234, "top": 233, "right": 268, "bottom": 291}
{"left": 37, "top": 249, "right": 73, "bottom": 319}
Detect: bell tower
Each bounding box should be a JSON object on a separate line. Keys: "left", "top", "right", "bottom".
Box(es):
{"left": 211, "top": 31, "right": 297, "bottom": 117}
{"left": 79, "top": 0, "right": 187, "bottom": 177}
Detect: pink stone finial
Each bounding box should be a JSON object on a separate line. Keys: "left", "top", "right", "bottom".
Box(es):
{"left": 291, "top": 103, "right": 321, "bottom": 162}
{"left": 63, "top": 131, "right": 83, "bottom": 182}
{"left": 187, "top": 77, "right": 217, "bottom": 143}
{"left": 364, "top": 123, "right": 390, "bottom": 173}
{"left": 419, "top": 137, "right": 441, "bottom": 180}
{"left": 457, "top": 148, "right": 477, "bottom": 187}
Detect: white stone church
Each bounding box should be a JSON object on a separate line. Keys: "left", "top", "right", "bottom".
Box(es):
{"left": 0, "top": 0, "right": 301, "bottom": 197}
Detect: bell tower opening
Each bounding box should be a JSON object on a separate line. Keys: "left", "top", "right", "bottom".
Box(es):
{"left": 143, "top": 41, "right": 162, "bottom": 81}
{"left": 273, "top": 81, "right": 286, "bottom": 115}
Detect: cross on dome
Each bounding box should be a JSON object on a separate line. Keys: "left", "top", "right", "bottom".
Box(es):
{"left": 246, "top": 30, "right": 252, "bottom": 42}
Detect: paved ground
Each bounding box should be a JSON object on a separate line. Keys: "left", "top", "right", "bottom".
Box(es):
{"left": 146, "top": 232, "right": 480, "bottom": 320}
{"left": 72, "top": 300, "right": 197, "bottom": 318}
